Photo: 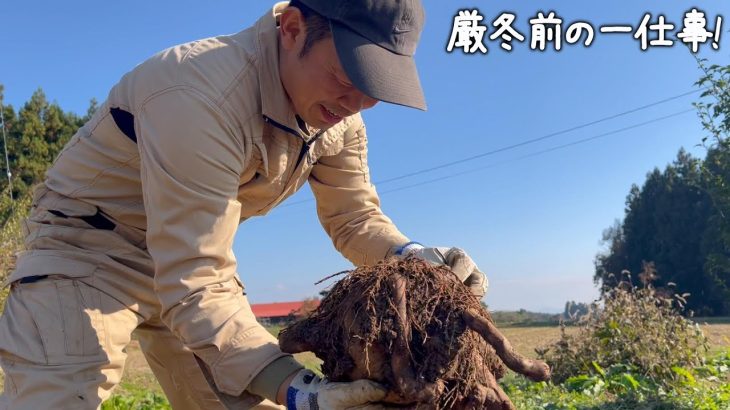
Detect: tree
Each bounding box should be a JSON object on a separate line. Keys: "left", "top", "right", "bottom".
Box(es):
{"left": 562, "top": 300, "right": 590, "bottom": 322}
{"left": 694, "top": 60, "right": 730, "bottom": 315}
{"left": 594, "top": 151, "right": 716, "bottom": 314}
{"left": 0, "top": 85, "right": 94, "bottom": 225}
{"left": 15, "top": 89, "right": 51, "bottom": 193}
{"left": 84, "top": 98, "right": 99, "bottom": 123}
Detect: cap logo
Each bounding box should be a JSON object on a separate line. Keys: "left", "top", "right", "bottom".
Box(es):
{"left": 394, "top": 25, "right": 413, "bottom": 34}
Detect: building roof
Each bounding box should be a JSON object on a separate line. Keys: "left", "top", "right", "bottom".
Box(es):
{"left": 250, "top": 300, "right": 320, "bottom": 318}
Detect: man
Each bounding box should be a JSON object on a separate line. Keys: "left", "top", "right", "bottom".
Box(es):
{"left": 0, "top": 0, "right": 487, "bottom": 408}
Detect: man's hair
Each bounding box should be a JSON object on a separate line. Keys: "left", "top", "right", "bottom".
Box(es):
{"left": 288, "top": 0, "right": 332, "bottom": 57}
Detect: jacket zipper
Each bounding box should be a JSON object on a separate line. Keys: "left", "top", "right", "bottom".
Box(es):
{"left": 262, "top": 115, "right": 324, "bottom": 168}
{"left": 260, "top": 115, "right": 324, "bottom": 212}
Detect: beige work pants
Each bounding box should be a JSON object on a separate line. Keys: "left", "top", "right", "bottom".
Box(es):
{"left": 0, "top": 279, "right": 283, "bottom": 410}
{"left": 0, "top": 187, "right": 284, "bottom": 409}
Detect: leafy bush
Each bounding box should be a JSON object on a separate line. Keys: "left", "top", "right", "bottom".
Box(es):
{"left": 537, "top": 263, "right": 709, "bottom": 387}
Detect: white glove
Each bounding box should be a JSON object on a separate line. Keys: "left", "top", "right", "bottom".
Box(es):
{"left": 393, "top": 242, "right": 489, "bottom": 297}
{"left": 286, "top": 369, "right": 387, "bottom": 409}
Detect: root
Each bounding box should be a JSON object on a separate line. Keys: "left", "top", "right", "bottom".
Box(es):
{"left": 462, "top": 309, "right": 551, "bottom": 382}
{"left": 278, "top": 258, "right": 548, "bottom": 408}
{"left": 388, "top": 274, "right": 441, "bottom": 403}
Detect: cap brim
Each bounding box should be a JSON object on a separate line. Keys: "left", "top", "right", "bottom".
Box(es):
{"left": 331, "top": 21, "right": 426, "bottom": 111}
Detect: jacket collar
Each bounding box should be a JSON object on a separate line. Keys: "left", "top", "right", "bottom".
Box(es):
{"left": 254, "top": 3, "right": 317, "bottom": 138}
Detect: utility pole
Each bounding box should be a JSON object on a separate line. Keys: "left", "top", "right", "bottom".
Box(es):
{"left": 0, "top": 103, "right": 13, "bottom": 201}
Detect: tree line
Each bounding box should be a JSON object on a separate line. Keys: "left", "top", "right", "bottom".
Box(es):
{"left": 595, "top": 62, "right": 730, "bottom": 316}
{"left": 0, "top": 84, "right": 97, "bottom": 223}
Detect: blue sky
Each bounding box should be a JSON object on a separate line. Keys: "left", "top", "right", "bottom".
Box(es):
{"left": 2, "top": 1, "right": 729, "bottom": 312}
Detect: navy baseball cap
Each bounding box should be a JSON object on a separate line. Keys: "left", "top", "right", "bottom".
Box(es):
{"left": 297, "top": 0, "right": 427, "bottom": 110}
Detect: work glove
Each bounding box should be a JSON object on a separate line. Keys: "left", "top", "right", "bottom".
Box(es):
{"left": 391, "top": 242, "right": 489, "bottom": 298}
{"left": 286, "top": 369, "right": 388, "bottom": 409}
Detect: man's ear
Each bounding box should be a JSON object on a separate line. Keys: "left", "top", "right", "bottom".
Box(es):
{"left": 279, "top": 7, "right": 306, "bottom": 52}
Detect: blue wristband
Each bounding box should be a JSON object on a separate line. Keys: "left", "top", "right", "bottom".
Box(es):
{"left": 287, "top": 387, "right": 319, "bottom": 410}
{"left": 395, "top": 241, "right": 424, "bottom": 256}
{"left": 286, "top": 386, "right": 298, "bottom": 409}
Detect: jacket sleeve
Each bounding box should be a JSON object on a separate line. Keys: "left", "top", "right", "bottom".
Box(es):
{"left": 136, "top": 88, "right": 291, "bottom": 397}
{"left": 309, "top": 117, "right": 409, "bottom": 266}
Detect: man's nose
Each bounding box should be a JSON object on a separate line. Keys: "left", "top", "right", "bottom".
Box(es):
{"left": 339, "top": 89, "right": 379, "bottom": 114}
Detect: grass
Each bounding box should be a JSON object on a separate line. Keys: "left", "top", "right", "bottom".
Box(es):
{"left": 499, "top": 325, "right": 576, "bottom": 358}
{"left": 700, "top": 323, "right": 730, "bottom": 355}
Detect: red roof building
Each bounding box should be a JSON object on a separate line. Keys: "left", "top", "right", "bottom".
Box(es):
{"left": 251, "top": 300, "right": 320, "bottom": 324}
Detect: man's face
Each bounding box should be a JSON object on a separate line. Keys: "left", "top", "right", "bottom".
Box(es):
{"left": 279, "top": 9, "right": 379, "bottom": 130}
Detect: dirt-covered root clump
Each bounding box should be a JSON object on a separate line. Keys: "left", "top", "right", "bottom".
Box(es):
{"left": 279, "top": 258, "right": 550, "bottom": 409}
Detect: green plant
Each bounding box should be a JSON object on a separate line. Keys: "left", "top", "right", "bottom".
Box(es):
{"left": 501, "top": 349, "right": 730, "bottom": 409}
{"left": 694, "top": 60, "right": 730, "bottom": 147}
{"left": 538, "top": 263, "right": 709, "bottom": 388}
{"left": 101, "top": 391, "right": 170, "bottom": 410}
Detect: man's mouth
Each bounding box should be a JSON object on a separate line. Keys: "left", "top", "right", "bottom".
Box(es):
{"left": 320, "top": 105, "right": 343, "bottom": 124}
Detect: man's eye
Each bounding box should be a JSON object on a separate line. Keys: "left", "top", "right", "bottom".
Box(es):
{"left": 333, "top": 73, "right": 351, "bottom": 88}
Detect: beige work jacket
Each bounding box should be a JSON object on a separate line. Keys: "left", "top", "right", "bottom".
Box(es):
{"left": 9, "top": 4, "right": 408, "bottom": 398}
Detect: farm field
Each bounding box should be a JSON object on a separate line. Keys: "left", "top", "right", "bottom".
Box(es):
{"left": 0, "top": 321, "right": 728, "bottom": 407}
{"left": 8, "top": 323, "right": 728, "bottom": 395}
